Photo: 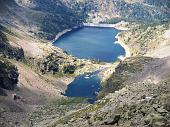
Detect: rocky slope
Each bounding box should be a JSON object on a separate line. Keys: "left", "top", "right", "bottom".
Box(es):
{"left": 0, "top": 0, "right": 82, "bottom": 39}
{"left": 43, "top": 21, "right": 170, "bottom": 127}
{"left": 0, "top": 1, "right": 106, "bottom": 126}
{"left": 0, "top": 0, "right": 170, "bottom": 127}
{"left": 62, "top": 0, "right": 170, "bottom": 23}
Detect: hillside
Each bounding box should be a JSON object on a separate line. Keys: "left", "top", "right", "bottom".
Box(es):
{"left": 42, "top": 22, "right": 170, "bottom": 127}
{"left": 0, "top": 0, "right": 170, "bottom": 127}
{"left": 62, "top": 0, "right": 170, "bottom": 23}
{"left": 0, "top": 1, "right": 103, "bottom": 127}
{"left": 0, "top": 0, "right": 82, "bottom": 39}
{"left": 1, "top": 0, "right": 170, "bottom": 37}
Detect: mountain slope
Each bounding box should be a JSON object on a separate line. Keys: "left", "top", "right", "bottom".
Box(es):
{"left": 0, "top": 0, "right": 83, "bottom": 39}
{"left": 44, "top": 22, "right": 170, "bottom": 127}
{"left": 0, "top": 0, "right": 170, "bottom": 127}
{"left": 63, "top": 0, "right": 170, "bottom": 23}
{"left": 1, "top": 0, "right": 169, "bottom": 38}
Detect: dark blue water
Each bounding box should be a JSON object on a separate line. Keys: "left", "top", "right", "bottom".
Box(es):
{"left": 54, "top": 27, "right": 125, "bottom": 103}
{"left": 64, "top": 71, "right": 101, "bottom": 103}
{"left": 54, "top": 27, "right": 125, "bottom": 62}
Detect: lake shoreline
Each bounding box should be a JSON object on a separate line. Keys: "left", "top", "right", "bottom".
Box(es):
{"left": 83, "top": 23, "right": 131, "bottom": 60}
{"left": 83, "top": 22, "right": 129, "bottom": 31}
{"left": 53, "top": 21, "right": 129, "bottom": 42}
{"left": 83, "top": 23, "right": 117, "bottom": 28}
{"left": 53, "top": 22, "right": 131, "bottom": 90}
{"left": 115, "top": 33, "right": 131, "bottom": 60}
{"left": 53, "top": 25, "right": 83, "bottom": 42}
{"left": 53, "top": 22, "right": 131, "bottom": 60}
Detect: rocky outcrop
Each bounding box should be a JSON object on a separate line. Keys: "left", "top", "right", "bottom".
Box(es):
{"left": 37, "top": 52, "right": 77, "bottom": 75}
{"left": 0, "top": 57, "right": 18, "bottom": 90}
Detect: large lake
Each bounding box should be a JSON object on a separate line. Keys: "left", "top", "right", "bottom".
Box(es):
{"left": 54, "top": 27, "right": 125, "bottom": 62}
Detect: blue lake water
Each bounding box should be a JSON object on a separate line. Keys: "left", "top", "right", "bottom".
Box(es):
{"left": 54, "top": 27, "right": 125, "bottom": 62}
{"left": 54, "top": 27, "right": 125, "bottom": 103}
{"left": 64, "top": 71, "right": 102, "bottom": 103}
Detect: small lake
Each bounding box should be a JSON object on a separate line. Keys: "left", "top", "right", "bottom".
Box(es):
{"left": 54, "top": 26, "right": 125, "bottom": 103}
{"left": 64, "top": 71, "right": 102, "bottom": 103}
{"left": 54, "top": 27, "right": 125, "bottom": 62}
